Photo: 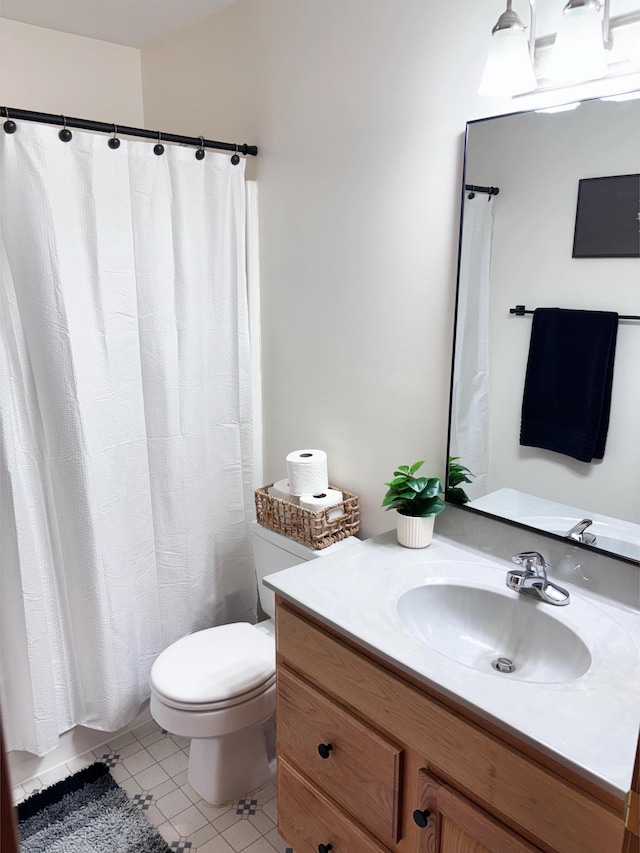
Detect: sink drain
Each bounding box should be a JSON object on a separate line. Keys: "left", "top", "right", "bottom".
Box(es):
{"left": 491, "top": 656, "right": 516, "bottom": 674}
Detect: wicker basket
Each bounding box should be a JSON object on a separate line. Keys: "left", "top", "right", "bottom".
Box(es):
{"left": 254, "top": 484, "right": 360, "bottom": 550}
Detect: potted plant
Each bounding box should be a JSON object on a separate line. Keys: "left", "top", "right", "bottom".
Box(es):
{"left": 382, "top": 461, "right": 445, "bottom": 548}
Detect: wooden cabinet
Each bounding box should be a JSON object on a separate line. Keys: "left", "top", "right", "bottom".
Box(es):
{"left": 275, "top": 598, "right": 628, "bottom": 853}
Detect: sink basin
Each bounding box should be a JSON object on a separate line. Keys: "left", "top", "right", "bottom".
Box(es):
{"left": 397, "top": 582, "right": 592, "bottom": 684}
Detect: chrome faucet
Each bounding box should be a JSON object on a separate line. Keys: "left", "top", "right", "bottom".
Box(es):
{"left": 506, "top": 552, "right": 570, "bottom": 606}
{"left": 565, "top": 518, "right": 597, "bottom": 546}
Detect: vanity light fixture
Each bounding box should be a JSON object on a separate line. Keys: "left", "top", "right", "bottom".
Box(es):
{"left": 478, "top": 0, "right": 538, "bottom": 97}
{"left": 546, "top": 0, "right": 610, "bottom": 83}
{"left": 478, "top": 0, "right": 640, "bottom": 97}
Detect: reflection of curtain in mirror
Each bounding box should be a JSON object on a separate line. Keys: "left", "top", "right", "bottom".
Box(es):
{"left": 450, "top": 195, "right": 494, "bottom": 499}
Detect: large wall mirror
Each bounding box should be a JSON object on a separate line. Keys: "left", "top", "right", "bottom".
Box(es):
{"left": 447, "top": 92, "right": 640, "bottom": 565}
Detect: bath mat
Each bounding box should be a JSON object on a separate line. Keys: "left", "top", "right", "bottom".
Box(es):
{"left": 17, "top": 762, "right": 170, "bottom": 852}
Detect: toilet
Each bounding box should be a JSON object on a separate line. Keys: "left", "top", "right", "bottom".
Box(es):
{"left": 149, "top": 521, "right": 360, "bottom": 804}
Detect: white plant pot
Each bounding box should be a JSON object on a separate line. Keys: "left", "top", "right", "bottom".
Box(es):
{"left": 396, "top": 512, "right": 435, "bottom": 549}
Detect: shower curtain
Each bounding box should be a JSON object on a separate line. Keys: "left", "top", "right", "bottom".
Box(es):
{"left": 450, "top": 194, "right": 494, "bottom": 500}
{"left": 0, "top": 123, "right": 257, "bottom": 756}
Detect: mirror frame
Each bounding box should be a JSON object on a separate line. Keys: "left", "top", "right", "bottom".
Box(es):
{"left": 445, "top": 95, "right": 640, "bottom": 568}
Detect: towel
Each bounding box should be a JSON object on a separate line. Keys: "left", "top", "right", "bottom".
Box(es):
{"left": 519, "top": 308, "right": 618, "bottom": 463}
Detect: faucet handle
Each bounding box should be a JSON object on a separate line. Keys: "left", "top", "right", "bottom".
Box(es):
{"left": 511, "top": 551, "right": 548, "bottom": 575}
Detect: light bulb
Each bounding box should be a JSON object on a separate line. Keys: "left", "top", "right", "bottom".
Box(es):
{"left": 546, "top": 4, "right": 609, "bottom": 83}
{"left": 479, "top": 27, "right": 538, "bottom": 97}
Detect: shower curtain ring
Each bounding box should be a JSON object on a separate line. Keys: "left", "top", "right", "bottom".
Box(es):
{"left": 108, "top": 124, "right": 121, "bottom": 150}
{"left": 195, "top": 136, "right": 205, "bottom": 160}
{"left": 154, "top": 131, "right": 165, "bottom": 156}
{"left": 3, "top": 107, "right": 16, "bottom": 134}
{"left": 59, "top": 115, "right": 73, "bottom": 143}
{"left": 231, "top": 144, "right": 240, "bottom": 166}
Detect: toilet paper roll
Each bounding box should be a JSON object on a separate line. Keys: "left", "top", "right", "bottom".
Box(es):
{"left": 299, "top": 489, "right": 344, "bottom": 521}
{"left": 286, "top": 449, "right": 329, "bottom": 496}
{"left": 268, "top": 478, "right": 299, "bottom": 504}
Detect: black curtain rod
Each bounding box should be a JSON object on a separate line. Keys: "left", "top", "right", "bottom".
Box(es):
{"left": 1, "top": 106, "right": 258, "bottom": 156}
{"left": 465, "top": 184, "right": 500, "bottom": 196}
{"left": 510, "top": 305, "right": 640, "bottom": 321}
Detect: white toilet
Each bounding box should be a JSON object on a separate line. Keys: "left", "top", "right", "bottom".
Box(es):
{"left": 149, "top": 522, "right": 360, "bottom": 804}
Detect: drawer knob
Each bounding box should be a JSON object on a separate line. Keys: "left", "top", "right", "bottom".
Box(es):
{"left": 318, "top": 845, "right": 333, "bottom": 853}
{"left": 413, "top": 808, "right": 431, "bottom": 828}
{"left": 317, "top": 743, "right": 334, "bottom": 759}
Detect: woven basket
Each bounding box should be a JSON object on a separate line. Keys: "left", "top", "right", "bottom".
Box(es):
{"left": 254, "top": 484, "right": 360, "bottom": 550}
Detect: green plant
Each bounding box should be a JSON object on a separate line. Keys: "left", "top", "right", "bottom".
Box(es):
{"left": 382, "top": 461, "right": 445, "bottom": 518}
{"left": 447, "top": 456, "right": 474, "bottom": 504}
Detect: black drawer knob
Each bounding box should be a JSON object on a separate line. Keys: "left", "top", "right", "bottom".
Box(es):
{"left": 317, "top": 743, "right": 333, "bottom": 759}
{"left": 318, "top": 845, "right": 333, "bottom": 853}
{"left": 413, "top": 808, "right": 431, "bottom": 828}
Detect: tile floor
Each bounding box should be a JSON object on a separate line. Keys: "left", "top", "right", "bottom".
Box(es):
{"left": 13, "top": 719, "right": 295, "bottom": 853}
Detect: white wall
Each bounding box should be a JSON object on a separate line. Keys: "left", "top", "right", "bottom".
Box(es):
{"left": 141, "top": 0, "right": 640, "bottom": 537}
{"left": 0, "top": 19, "right": 144, "bottom": 125}
{"left": 466, "top": 100, "right": 640, "bottom": 522}
{"left": 140, "top": 0, "right": 496, "bottom": 537}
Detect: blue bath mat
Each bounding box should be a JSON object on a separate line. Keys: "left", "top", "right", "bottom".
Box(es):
{"left": 17, "top": 762, "right": 170, "bottom": 852}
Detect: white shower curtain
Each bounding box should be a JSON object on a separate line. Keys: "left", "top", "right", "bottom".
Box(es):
{"left": 0, "top": 124, "right": 257, "bottom": 756}
{"left": 450, "top": 194, "right": 494, "bottom": 499}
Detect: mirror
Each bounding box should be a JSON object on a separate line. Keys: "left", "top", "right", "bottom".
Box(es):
{"left": 447, "top": 93, "right": 640, "bottom": 565}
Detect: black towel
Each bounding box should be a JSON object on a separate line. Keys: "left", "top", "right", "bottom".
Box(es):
{"left": 520, "top": 308, "right": 618, "bottom": 463}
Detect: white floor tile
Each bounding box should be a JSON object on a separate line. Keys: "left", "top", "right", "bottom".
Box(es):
{"left": 264, "top": 828, "right": 292, "bottom": 853}
{"left": 156, "top": 786, "right": 192, "bottom": 820}
{"left": 38, "top": 764, "right": 73, "bottom": 788}
{"left": 132, "top": 719, "right": 161, "bottom": 740}
{"left": 12, "top": 784, "right": 25, "bottom": 805}
{"left": 137, "top": 730, "right": 166, "bottom": 749}
{"left": 262, "top": 797, "right": 277, "bottom": 824}
{"left": 197, "top": 835, "right": 236, "bottom": 853}
{"left": 122, "top": 748, "right": 156, "bottom": 775}
{"left": 248, "top": 811, "right": 276, "bottom": 835}
{"left": 222, "top": 818, "right": 262, "bottom": 851}
{"left": 197, "top": 799, "right": 236, "bottom": 823}
{"left": 169, "top": 802, "right": 210, "bottom": 836}
{"left": 132, "top": 761, "right": 170, "bottom": 791}
{"left": 65, "top": 754, "right": 95, "bottom": 774}
{"left": 159, "top": 749, "right": 188, "bottom": 776}
{"left": 146, "top": 736, "right": 180, "bottom": 762}
{"left": 119, "top": 776, "right": 142, "bottom": 798}
{"left": 243, "top": 839, "right": 285, "bottom": 853}
{"left": 156, "top": 821, "right": 179, "bottom": 844}
{"left": 188, "top": 822, "right": 219, "bottom": 847}
{"left": 107, "top": 731, "right": 137, "bottom": 750}
{"left": 22, "top": 777, "right": 43, "bottom": 795}
{"left": 109, "top": 763, "right": 131, "bottom": 784}
{"left": 150, "top": 777, "right": 178, "bottom": 800}
{"left": 212, "top": 808, "right": 242, "bottom": 833}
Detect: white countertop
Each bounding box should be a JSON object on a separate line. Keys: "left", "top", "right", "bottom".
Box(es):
{"left": 264, "top": 531, "right": 640, "bottom": 799}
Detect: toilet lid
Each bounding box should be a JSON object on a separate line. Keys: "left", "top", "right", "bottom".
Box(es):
{"left": 150, "top": 622, "right": 275, "bottom": 707}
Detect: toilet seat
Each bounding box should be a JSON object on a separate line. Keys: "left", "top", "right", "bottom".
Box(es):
{"left": 150, "top": 622, "right": 275, "bottom": 710}
{"left": 151, "top": 672, "right": 275, "bottom": 712}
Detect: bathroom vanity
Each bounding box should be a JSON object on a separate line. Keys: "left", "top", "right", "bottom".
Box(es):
{"left": 265, "top": 533, "right": 640, "bottom": 853}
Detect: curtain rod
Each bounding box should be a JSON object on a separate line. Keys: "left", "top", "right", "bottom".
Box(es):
{"left": 465, "top": 184, "right": 500, "bottom": 196}
{"left": 510, "top": 305, "right": 640, "bottom": 321}
{"left": 1, "top": 106, "right": 258, "bottom": 157}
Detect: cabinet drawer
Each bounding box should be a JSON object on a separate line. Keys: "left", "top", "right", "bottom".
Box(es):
{"left": 278, "top": 756, "right": 391, "bottom": 853}
{"left": 277, "top": 665, "right": 401, "bottom": 846}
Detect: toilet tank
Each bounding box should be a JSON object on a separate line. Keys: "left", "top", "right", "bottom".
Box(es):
{"left": 251, "top": 521, "right": 360, "bottom": 618}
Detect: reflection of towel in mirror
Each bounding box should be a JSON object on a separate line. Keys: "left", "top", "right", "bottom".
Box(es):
{"left": 519, "top": 308, "right": 618, "bottom": 463}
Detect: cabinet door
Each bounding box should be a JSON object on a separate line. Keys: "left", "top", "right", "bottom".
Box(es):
{"left": 413, "top": 770, "right": 542, "bottom": 853}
